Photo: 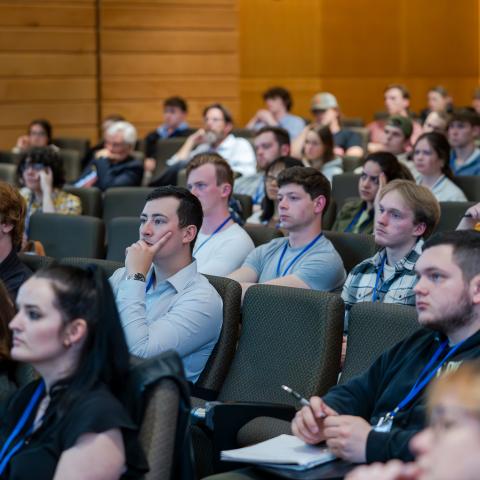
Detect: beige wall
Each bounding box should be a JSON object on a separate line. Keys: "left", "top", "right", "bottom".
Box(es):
{"left": 0, "top": 0, "right": 478, "bottom": 149}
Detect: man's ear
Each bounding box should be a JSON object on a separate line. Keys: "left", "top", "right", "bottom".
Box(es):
{"left": 280, "top": 144, "right": 290, "bottom": 156}
{"left": 224, "top": 122, "right": 233, "bottom": 135}
{"left": 183, "top": 224, "right": 197, "bottom": 246}
{"left": 220, "top": 182, "right": 232, "bottom": 199}
{"left": 470, "top": 274, "right": 480, "bottom": 306}
{"left": 313, "top": 195, "right": 327, "bottom": 214}
{"left": 413, "top": 222, "right": 427, "bottom": 238}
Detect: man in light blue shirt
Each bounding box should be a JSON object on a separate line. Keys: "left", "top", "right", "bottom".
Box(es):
{"left": 109, "top": 186, "right": 223, "bottom": 383}
{"left": 228, "top": 167, "right": 346, "bottom": 300}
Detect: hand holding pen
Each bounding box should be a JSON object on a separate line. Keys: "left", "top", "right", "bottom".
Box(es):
{"left": 457, "top": 202, "right": 480, "bottom": 231}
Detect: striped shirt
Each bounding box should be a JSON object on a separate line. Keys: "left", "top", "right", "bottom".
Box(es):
{"left": 342, "top": 238, "right": 424, "bottom": 318}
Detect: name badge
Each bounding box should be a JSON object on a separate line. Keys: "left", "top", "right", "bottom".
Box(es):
{"left": 373, "top": 416, "right": 393, "bottom": 433}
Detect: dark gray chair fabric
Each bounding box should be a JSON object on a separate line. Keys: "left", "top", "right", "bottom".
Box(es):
{"left": 64, "top": 186, "right": 102, "bottom": 218}
{"left": 0, "top": 163, "right": 17, "bottom": 185}
{"left": 451, "top": 176, "right": 480, "bottom": 201}
{"left": 340, "top": 302, "right": 420, "bottom": 384}
{"left": 232, "top": 193, "right": 253, "bottom": 221}
{"left": 345, "top": 127, "right": 368, "bottom": 153}
{"left": 29, "top": 212, "right": 105, "bottom": 259}
{"left": 323, "top": 230, "right": 377, "bottom": 273}
{"left": 103, "top": 187, "right": 153, "bottom": 226}
{"left": 197, "top": 276, "right": 242, "bottom": 393}
{"left": 435, "top": 201, "right": 475, "bottom": 234}
{"left": 106, "top": 217, "right": 139, "bottom": 262}
{"left": 342, "top": 155, "right": 363, "bottom": 173}
{"left": 322, "top": 198, "right": 337, "bottom": 230}
{"left": 0, "top": 150, "right": 20, "bottom": 164}
{"left": 59, "top": 149, "right": 82, "bottom": 183}
{"left": 150, "top": 138, "right": 187, "bottom": 178}
{"left": 244, "top": 225, "right": 283, "bottom": 247}
{"left": 18, "top": 253, "right": 54, "bottom": 272}
{"left": 60, "top": 257, "right": 123, "bottom": 279}
{"left": 53, "top": 137, "right": 90, "bottom": 159}
{"left": 332, "top": 173, "right": 360, "bottom": 209}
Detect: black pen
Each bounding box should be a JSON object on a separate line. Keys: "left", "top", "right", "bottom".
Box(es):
{"left": 281, "top": 385, "right": 310, "bottom": 407}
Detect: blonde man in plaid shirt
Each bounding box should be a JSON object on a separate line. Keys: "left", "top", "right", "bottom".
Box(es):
{"left": 342, "top": 180, "right": 440, "bottom": 326}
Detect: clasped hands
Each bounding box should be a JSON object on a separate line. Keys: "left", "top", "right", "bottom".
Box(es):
{"left": 291, "top": 396, "right": 372, "bottom": 463}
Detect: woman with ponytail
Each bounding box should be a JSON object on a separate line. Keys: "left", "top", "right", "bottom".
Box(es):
{"left": 0, "top": 265, "right": 147, "bottom": 479}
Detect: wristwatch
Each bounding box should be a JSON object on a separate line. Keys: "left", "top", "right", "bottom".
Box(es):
{"left": 126, "top": 272, "right": 146, "bottom": 282}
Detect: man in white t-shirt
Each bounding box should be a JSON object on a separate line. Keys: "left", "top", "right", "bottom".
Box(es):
{"left": 186, "top": 153, "right": 255, "bottom": 276}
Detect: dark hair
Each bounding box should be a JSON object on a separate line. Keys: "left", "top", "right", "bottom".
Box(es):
{"left": 414, "top": 132, "right": 452, "bottom": 178}
{"left": 254, "top": 126, "right": 291, "bottom": 149}
{"left": 364, "top": 151, "right": 415, "bottom": 182}
{"left": 263, "top": 87, "right": 293, "bottom": 111}
{"left": 202, "top": 103, "right": 233, "bottom": 124}
{"left": 307, "top": 125, "right": 335, "bottom": 163}
{"left": 0, "top": 280, "right": 13, "bottom": 361}
{"left": 429, "top": 85, "right": 448, "bottom": 98}
{"left": 146, "top": 186, "right": 203, "bottom": 251}
{"left": 423, "top": 230, "right": 480, "bottom": 283}
{"left": 277, "top": 166, "right": 331, "bottom": 211}
{"left": 34, "top": 265, "right": 130, "bottom": 410}
{"left": 260, "top": 156, "right": 303, "bottom": 222}
{"left": 164, "top": 96, "right": 188, "bottom": 113}
{"left": 384, "top": 83, "right": 410, "bottom": 100}
{"left": 448, "top": 108, "right": 480, "bottom": 127}
{"left": 0, "top": 180, "right": 26, "bottom": 249}
{"left": 28, "top": 119, "right": 53, "bottom": 144}
{"left": 186, "top": 153, "right": 234, "bottom": 198}
{"left": 17, "top": 147, "right": 66, "bottom": 188}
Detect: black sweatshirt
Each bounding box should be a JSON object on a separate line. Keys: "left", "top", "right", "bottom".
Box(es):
{"left": 323, "top": 328, "right": 480, "bottom": 463}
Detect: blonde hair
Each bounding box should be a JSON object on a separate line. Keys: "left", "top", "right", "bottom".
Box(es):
{"left": 379, "top": 179, "right": 440, "bottom": 238}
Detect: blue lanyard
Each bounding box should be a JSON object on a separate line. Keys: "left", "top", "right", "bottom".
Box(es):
{"left": 193, "top": 215, "right": 231, "bottom": 256}
{"left": 385, "top": 339, "right": 466, "bottom": 421}
{"left": 344, "top": 205, "right": 366, "bottom": 233}
{"left": 146, "top": 270, "right": 155, "bottom": 293}
{"left": 0, "top": 382, "right": 45, "bottom": 473}
{"left": 275, "top": 233, "right": 323, "bottom": 277}
{"left": 372, "top": 255, "right": 387, "bottom": 302}
{"left": 252, "top": 179, "right": 265, "bottom": 205}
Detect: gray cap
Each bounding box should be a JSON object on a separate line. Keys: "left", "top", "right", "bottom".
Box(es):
{"left": 311, "top": 92, "right": 338, "bottom": 111}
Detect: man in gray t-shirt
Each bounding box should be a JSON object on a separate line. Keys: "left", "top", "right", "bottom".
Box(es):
{"left": 228, "top": 166, "right": 346, "bottom": 300}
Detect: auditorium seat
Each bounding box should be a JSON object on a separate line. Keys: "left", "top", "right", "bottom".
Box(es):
{"left": 451, "top": 176, "right": 480, "bottom": 201}
{"left": 58, "top": 149, "right": 82, "bottom": 183}
{"left": 0, "top": 163, "right": 17, "bottom": 185}
{"left": 340, "top": 302, "right": 419, "bottom": 384}
{"left": 103, "top": 187, "right": 153, "bottom": 226}
{"left": 64, "top": 186, "right": 102, "bottom": 217}
{"left": 322, "top": 197, "right": 337, "bottom": 230}
{"left": 332, "top": 173, "right": 360, "bottom": 209}
{"left": 106, "top": 217, "right": 139, "bottom": 262}
{"left": 342, "top": 155, "right": 363, "bottom": 172}
{"left": 435, "top": 201, "right": 475, "bottom": 233}
{"left": 29, "top": 212, "right": 105, "bottom": 259}
{"left": 149, "top": 137, "right": 187, "bottom": 178}
{"left": 60, "top": 256, "right": 123, "bottom": 278}
{"left": 53, "top": 137, "right": 90, "bottom": 159}
{"left": 244, "top": 224, "right": 283, "bottom": 247}
{"left": 0, "top": 150, "right": 20, "bottom": 164}
{"left": 18, "top": 253, "right": 54, "bottom": 272}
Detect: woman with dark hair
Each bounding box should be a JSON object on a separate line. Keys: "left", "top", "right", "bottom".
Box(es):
{"left": 246, "top": 156, "right": 303, "bottom": 227}
{"left": 12, "top": 119, "right": 58, "bottom": 154}
{"left": 303, "top": 125, "right": 343, "bottom": 183}
{"left": 0, "top": 265, "right": 147, "bottom": 478}
{"left": 333, "top": 152, "right": 414, "bottom": 234}
{"left": 17, "top": 147, "right": 81, "bottom": 231}
{"left": 413, "top": 132, "right": 467, "bottom": 202}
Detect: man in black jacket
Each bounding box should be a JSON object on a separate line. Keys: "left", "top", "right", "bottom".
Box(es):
{"left": 292, "top": 230, "right": 480, "bottom": 464}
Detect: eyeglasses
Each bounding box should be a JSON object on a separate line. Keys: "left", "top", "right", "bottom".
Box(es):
{"left": 265, "top": 175, "right": 279, "bottom": 183}
{"left": 24, "top": 163, "right": 45, "bottom": 171}
{"left": 29, "top": 130, "right": 47, "bottom": 137}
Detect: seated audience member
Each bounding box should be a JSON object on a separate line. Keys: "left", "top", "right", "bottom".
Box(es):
{"left": 246, "top": 86, "right": 305, "bottom": 140}
{"left": 302, "top": 125, "right": 343, "bottom": 183}
{"left": 81, "top": 114, "right": 125, "bottom": 168}
{"left": 110, "top": 186, "right": 223, "bottom": 383}
{"left": 247, "top": 156, "right": 304, "bottom": 226}
{"left": 0, "top": 279, "right": 16, "bottom": 405}
{"left": 422, "top": 110, "right": 449, "bottom": 135}
{"left": 448, "top": 108, "right": 480, "bottom": 176}
{"left": 383, "top": 116, "right": 416, "bottom": 170}
{"left": 292, "top": 230, "right": 480, "bottom": 464}
{"left": 0, "top": 182, "right": 31, "bottom": 299}
{"left": 346, "top": 360, "right": 480, "bottom": 480}
{"left": 368, "top": 84, "right": 422, "bottom": 152}
{"left": 333, "top": 152, "right": 414, "bottom": 234}
{"left": 228, "top": 167, "right": 346, "bottom": 299}
{"left": 292, "top": 92, "right": 364, "bottom": 158}
{"left": 3, "top": 265, "right": 147, "bottom": 478}
{"left": 413, "top": 132, "right": 467, "bottom": 202}
{"left": 186, "top": 154, "right": 254, "bottom": 276}
{"left": 149, "top": 103, "right": 256, "bottom": 187}
{"left": 419, "top": 85, "right": 452, "bottom": 123}
{"left": 17, "top": 147, "right": 82, "bottom": 223}
{"left": 457, "top": 202, "right": 480, "bottom": 232}
{"left": 12, "top": 119, "right": 58, "bottom": 155}
{"left": 342, "top": 180, "right": 440, "bottom": 322}
{"left": 234, "top": 126, "right": 291, "bottom": 206}
{"left": 75, "top": 121, "right": 143, "bottom": 191}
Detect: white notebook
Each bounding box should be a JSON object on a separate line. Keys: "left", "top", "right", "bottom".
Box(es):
{"left": 221, "top": 434, "right": 336, "bottom": 471}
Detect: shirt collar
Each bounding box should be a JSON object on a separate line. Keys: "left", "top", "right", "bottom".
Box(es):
{"left": 371, "top": 238, "right": 424, "bottom": 271}
{"left": 152, "top": 260, "right": 198, "bottom": 293}
{"left": 215, "top": 134, "right": 235, "bottom": 153}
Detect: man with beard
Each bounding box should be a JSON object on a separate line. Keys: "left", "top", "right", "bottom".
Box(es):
{"left": 292, "top": 229, "right": 480, "bottom": 464}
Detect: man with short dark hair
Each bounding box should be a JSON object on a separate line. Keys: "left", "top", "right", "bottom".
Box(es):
{"left": 228, "top": 167, "right": 345, "bottom": 299}
{"left": 110, "top": 186, "right": 223, "bottom": 383}
{"left": 382, "top": 115, "right": 414, "bottom": 166}
{"left": 234, "top": 126, "right": 291, "bottom": 205}
{"left": 293, "top": 229, "right": 480, "bottom": 464}
{"left": 186, "top": 153, "right": 254, "bottom": 276}
{"left": 448, "top": 108, "right": 480, "bottom": 176}
{"left": 246, "top": 86, "right": 305, "bottom": 139}
{"left": 0, "top": 181, "right": 31, "bottom": 299}
{"left": 149, "top": 103, "right": 256, "bottom": 187}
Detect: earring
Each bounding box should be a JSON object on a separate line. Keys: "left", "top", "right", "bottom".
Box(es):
{"left": 63, "top": 339, "right": 72, "bottom": 348}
